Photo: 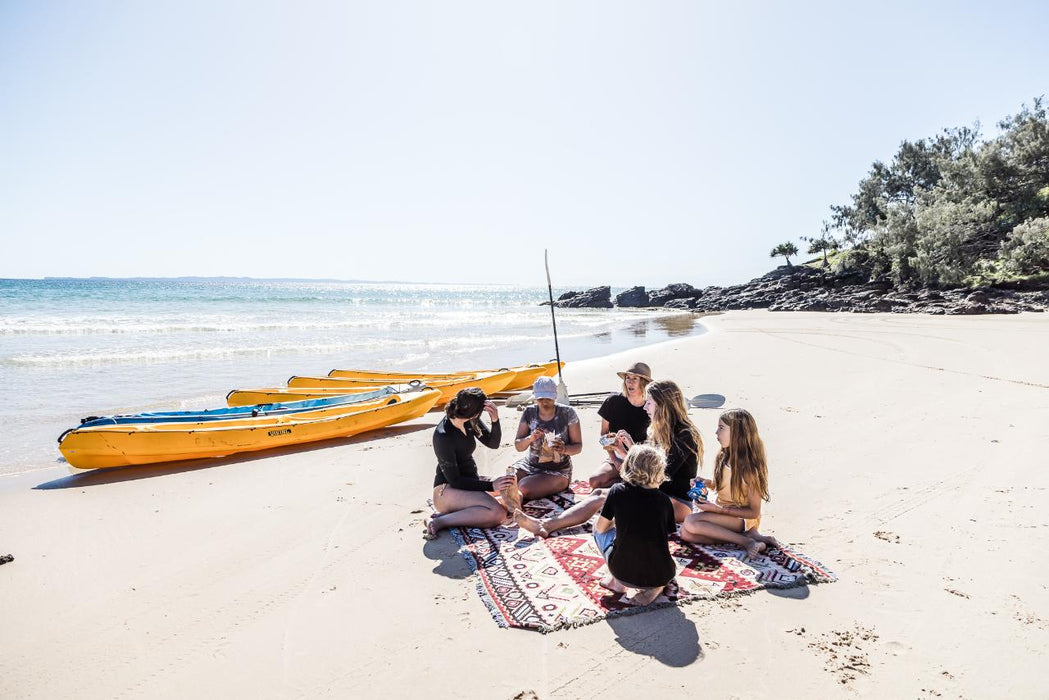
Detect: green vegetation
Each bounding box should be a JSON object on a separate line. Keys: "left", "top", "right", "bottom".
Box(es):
{"left": 796, "top": 98, "right": 1049, "bottom": 288}
{"left": 770, "top": 242, "right": 799, "bottom": 267}
{"left": 804, "top": 234, "right": 838, "bottom": 267}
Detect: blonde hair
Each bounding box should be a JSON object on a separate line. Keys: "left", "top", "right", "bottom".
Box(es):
{"left": 646, "top": 380, "right": 703, "bottom": 468}
{"left": 712, "top": 408, "right": 770, "bottom": 503}
{"left": 620, "top": 444, "right": 667, "bottom": 489}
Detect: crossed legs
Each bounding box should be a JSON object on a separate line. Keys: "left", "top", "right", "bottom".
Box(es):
{"left": 427, "top": 486, "right": 506, "bottom": 538}
{"left": 516, "top": 469, "right": 570, "bottom": 502}
{"left": 680, "top": 512, "right": 769, "bottom": 557}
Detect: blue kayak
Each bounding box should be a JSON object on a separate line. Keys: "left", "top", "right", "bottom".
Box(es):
{"left": 75, "top": 387, "right": 397, "bottom": 428}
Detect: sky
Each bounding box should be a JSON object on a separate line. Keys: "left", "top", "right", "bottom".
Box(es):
{"left": 1, "top": 1, "right": 1047, "bottom": 287}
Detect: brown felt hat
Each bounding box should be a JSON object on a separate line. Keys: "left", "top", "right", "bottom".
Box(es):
{"left": 616, "top": 362, "right": 652, "bottom": 381}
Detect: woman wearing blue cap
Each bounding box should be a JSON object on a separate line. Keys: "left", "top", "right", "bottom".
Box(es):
{"left": 510, "top": 376, "right": 583, "bottom": 501}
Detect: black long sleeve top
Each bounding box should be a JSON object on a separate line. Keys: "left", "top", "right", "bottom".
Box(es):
{"left": 432, "top": 416, "right": 502, "bottom": 491}
{"left": 659, "top": 423, "right": 699, "bottom": 502}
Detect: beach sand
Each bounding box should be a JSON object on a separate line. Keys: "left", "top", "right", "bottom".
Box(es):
{"left": 1, "top": 311, "right": 1047, "bottom": 698}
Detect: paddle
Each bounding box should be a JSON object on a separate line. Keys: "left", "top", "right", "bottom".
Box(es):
{"left": 544, "top": 249, "right": 569, "bottom": 403}
{"left": 689, "top": 393, "right": 727, "bottom": 409}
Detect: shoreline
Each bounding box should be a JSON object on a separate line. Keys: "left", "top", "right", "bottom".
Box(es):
{"left": 2, "top": 311, "right": 1047, "bottom": 698}
{"left": 0, "top": 296, "right": 704, "bottom": 476}
{"left": 0, "top": 314, "right": 712, "bottom": 486}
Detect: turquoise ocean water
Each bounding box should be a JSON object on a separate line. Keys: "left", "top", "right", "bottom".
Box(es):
{"left": 0, "top": 278, "right": 704, "bottom": 474}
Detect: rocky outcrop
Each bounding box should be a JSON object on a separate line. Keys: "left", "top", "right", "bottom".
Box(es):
{"left": 681, "top": 267, "right": 1048, "bottom": 314}
{"left": 542, "top": 267, "right": 1049, "bottom": 314}
{"left": 550, "top": 286, "right": 613, "bottom": 308}
{"left": 647, "top": 283, "right": 699, "bottom": 306}
{"left": 615, "top": 286, "right": 648, "bottom": 307}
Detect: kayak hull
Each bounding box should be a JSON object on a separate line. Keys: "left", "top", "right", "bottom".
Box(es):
{"left": 78, "top": 387, "right": 397, "bottom": 427}
{"left": 285, "top": 369, "right": 515, "bottom": 406}
{"left": 325, "top": 361, "right": 562, "bottom": 392}
{"left": 59, "top": 390, "right": 441, "bottom": 470}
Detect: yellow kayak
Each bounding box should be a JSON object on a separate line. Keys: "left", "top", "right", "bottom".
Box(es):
{"left": 326, "top": 360, "right": 562, "bottom": 391}
{"left": 497, "top": 361, "right": 562, "bottom": 391}
{"left": 285, "top": 369, "right": 515, "bottom": 406}
{"left": 59, "top": 389, "right": 441, "bottom": 470}
{"left": 226, "top": 385, "right": 386, "bottom": 407}
{"left": 226, "top": 384, "right": 386, "bottom": 407}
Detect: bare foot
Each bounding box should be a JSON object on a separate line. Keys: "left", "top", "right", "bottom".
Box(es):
{"left": 513, "top": 509, "right": 549, "bottom": 538}
{"left": 627, "top": 586, "right": 664, "bottom": 606}
{"left": 746, "top": 528, "right": 781, "bottom": 550}
{"left": 745, "top": 539, "right": 766, "bottom": 558}
{"left": 600, "top": 575, "right": 628, "bottom": 594}
{"left": 423, "top": 515, "right": 439, "bottom": 540}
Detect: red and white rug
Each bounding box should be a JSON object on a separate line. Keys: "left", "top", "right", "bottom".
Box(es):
{"left": 447, "top": 483, "right": 837, "bottom": 632}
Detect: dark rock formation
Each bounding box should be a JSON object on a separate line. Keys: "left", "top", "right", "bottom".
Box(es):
{"left": 648, "top": 283, "right": 699, "bottom": 306}
{"left": 552, "top": 286, "right": 613, "bottom": 308}
{"left": 683, "top": 267, "right": 1046, "bottom": 314}
{"left": 544, "top": 267, "right": 1048, "bottom": 314}
{"left": 615, "top": 286, "right": 648, "bottom": 307}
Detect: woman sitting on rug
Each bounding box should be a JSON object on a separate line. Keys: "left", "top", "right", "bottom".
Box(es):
{"left": 680, "top": 408, "right": 780, "bottom": 557}
{"left": 426, "top": 388, "right": 514, "bottom": 539}
{"left": 511, "top": 376, "right": 583, "bottom": 501}
{"left": 617, "top": 379, "right": 703, "bottom": 524}
{"left": 588, "top": 362, "right": 652, "bottom": 489}
{"left": 513, "top": 378, "right": 701, "bottom": 537}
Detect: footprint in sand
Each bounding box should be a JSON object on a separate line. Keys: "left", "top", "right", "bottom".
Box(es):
{"left": 807, "top": 624, "right": 879, "bottom": 686}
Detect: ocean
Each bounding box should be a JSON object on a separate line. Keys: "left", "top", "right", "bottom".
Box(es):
{"left": 0, "top": 278, "right": 705, "bottom": 474}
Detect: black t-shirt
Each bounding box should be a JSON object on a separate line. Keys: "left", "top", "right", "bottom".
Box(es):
{"left": 598, "top": 393, "right": 650, "bottom": 443}
{"left": 660, "top": 424, "right": 699, "bottom": 502}
{"left": 599, "top": 482, "right": 676, "bottom": 588}
{"left": 432, "top": 417, "right": 502, "bottom": 491}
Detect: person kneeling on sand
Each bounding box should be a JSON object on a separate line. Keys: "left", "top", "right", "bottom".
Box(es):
{"left": 518, "top": 444, "right": 676, "bottom": 606}
{"left": 679, "top": 409, "right": 780, "bottom": 557}
{"left": 426, "top": 388, "right": 515, "bottom": 539}
{"left": 511, "top": 376, "right": 583, "bottom": 501}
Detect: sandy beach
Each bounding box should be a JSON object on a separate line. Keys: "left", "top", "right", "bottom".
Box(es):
{"left": 1, "top": 310, "right": 1047, "bottom": 699}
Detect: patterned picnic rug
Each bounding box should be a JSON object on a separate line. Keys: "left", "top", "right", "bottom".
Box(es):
{"left": 447, "top": 483, "right": 836, "bottom": 632}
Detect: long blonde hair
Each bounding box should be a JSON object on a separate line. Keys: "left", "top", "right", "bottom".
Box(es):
{"left": 646, "top": 380, "right": 703, "bottom": 467}
{"left": 620, "top": 444, "right": 667, "bottom": 489}
{"left": 713, "top": 408, "right": 770, "bottom": 503}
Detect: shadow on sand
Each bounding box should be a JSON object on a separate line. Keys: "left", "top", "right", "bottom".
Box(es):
{"left": 421, "top": 534, "right": 475, "bottom": 580}
{"left": 766, "top": 584, "right": 811, "bottom": 600}
{"left": 605, "top": 604, "right": 702, "bottom": 666}
{"left": 36, "top": 421, "right": 436, "bottom": 490}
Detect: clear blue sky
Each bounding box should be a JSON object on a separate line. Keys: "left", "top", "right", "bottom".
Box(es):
{"left": 2, "top": 1, "right": 1046, "bottom": 287}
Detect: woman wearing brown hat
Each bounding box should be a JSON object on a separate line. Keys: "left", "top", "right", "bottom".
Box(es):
{"left": 589, "top": 362, "right": 653, "bottom": 489}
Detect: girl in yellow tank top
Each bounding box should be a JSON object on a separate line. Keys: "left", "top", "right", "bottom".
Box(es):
{"left": 680, "top": 409, "right": 780, "bottom": 558}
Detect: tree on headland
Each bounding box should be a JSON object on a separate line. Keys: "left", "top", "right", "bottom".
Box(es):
{"left": 770, "top": 242, "right": 799, "bottom": 267}
{"left": 805, "top": 235, "right": 838, "bottom": 267}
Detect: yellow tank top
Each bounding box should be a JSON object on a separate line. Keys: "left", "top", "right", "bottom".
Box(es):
{"left": 715, "top": 463, "right": 761, "bottom": 531}
{"left": 715, "top": 463, "right": 748, "bottom": 507}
